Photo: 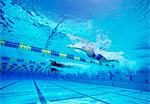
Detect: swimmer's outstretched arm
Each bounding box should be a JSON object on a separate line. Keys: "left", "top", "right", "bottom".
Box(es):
{"left": 66, "top": 44, "right": 84, "bottom": 51}
{"left": 66, "top": 33, "right": 89, "bottom": 43}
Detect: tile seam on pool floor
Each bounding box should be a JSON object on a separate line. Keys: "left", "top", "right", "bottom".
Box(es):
{"left": 0, "top": 80, "right": 20, "bottom": 90}
{"left": 50, "top": 92, "right": 110, "bottom": 102}
{"left": 49, "top": 82, "right": 110, "bottom": 104}
{"left": 116, "top": 93, "right": 150, "bottom": 102}
{"left": 50, "top": 95, "right": 85, "bottom": 102}
{"left": 54, "top": 80, "right": 128, "bottom": 93}
{"left": 92, "top": 88, "right": 126, "bottom": 93}
{"left": 49, "top": 89, "right": 138, "bottom": 102}
{"left": 64, "top": 79, "right": 150, "bottom": 92}
{"left": 33, "top": 80, "right": 47, "bottom": 104}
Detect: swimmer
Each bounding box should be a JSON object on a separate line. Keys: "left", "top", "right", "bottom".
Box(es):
{"left": 50, "top": 68, "right": 61, "bottom": 73}
{"left": 66, "top": 34, "right": 125, "bottom": 63}
{"left": 45, "top": 60, "right": 72, "bottom": 70}
{"left": 50, "top": 60, "right": 66, "bottom": 67}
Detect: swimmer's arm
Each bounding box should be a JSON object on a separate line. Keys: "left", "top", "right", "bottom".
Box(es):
{"left": 67, "top": 44, "right": 83, "bottom": 50}
{"left": 67, "top": 34, "right": 89, "bottom": 43}
{"left": 67, "top": 44, "right": 92, "bottom": 56}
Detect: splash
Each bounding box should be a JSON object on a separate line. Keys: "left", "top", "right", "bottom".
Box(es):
{"left": 95, "top": 32, "right": 112, "bottom": 50}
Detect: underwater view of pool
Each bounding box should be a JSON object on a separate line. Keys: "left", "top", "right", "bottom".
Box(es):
{"left": 0, "top": 0, "right": 150, "bottom": 104}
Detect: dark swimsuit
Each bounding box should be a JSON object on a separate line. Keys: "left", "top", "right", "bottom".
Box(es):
{"left": 82, "top": 45, "right": 104, "bottom": 61}
{"left": 87, "top": 49, "right": 104, "bottom": 60}
{"left": 90, "top": 53, "right": 103, "bottom": 60}
{"left": 95, "top": 54, "right": 104, "bottom": 60}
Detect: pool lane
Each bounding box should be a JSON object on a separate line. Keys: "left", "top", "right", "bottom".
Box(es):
{"left": 38, "top": 80, "right": 149, "bottom": 104}
{"left": 0, "top": 80, "right": 40, "bottom": 104}
{"left": 35, "top": 80, "right": 108, "bottom": 104}
{"left": 0, "top": 79, "right": 149, "bottom": 104}
{"left": 35, "top": 80, "right": 86, "bottom": 103}
{"left": 52, "top": 83, "right": 110, "bottom": 104}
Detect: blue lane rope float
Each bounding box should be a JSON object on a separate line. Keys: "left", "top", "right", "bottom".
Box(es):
{"left": 0, "top": 56, "right": 46, "bottom": 73}
{"left": 0, "top": 61, "right": 44, "bottom": 73}
{"left": 0, "top": 40, "right": 115, "bottom": 68}
{"left": 1, "top": 56, "right": 46, "bottom": 65}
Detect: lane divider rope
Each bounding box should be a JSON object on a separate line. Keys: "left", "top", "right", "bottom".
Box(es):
{"left": 1, "top": 56, "right": 46, "bottom": 65}
{"left": 0, "top": 56, "right": 46, "bottom": 72}
{"left": 0, "top": 40, "right": 114, "bottom": 67}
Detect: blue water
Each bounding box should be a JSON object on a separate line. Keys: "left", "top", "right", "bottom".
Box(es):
{"left": 0, "top": 0, "right": 150, "bottom": 104}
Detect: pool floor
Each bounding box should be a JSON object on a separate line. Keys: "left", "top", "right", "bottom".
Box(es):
{"left": 0, "top": 79, "right": 150, "bottom": 104}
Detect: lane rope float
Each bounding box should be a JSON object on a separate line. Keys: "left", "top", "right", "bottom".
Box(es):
{"left": 0, "top": 40, "right": 115, "bottom": 68}
{"left": 0, "top": 56, "right": 46, "bottom": 73}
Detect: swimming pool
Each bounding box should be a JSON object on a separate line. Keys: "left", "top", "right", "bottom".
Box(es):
{"left": 0, "top": 0, "right": 150, "bottom": 104}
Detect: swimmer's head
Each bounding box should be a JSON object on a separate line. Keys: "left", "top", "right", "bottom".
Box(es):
{"left": 82, "top": 45, "right": 94, "bottom": 53}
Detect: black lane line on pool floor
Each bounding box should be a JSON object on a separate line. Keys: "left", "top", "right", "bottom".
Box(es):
{"left": 33, "top": 80, "right": 47, "bottom": 104}
{"left": 49, "top": 82, "right": 110, "bottom": 104}
{"left": 0, "top": 80, "right": 20, "bottom": 90}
